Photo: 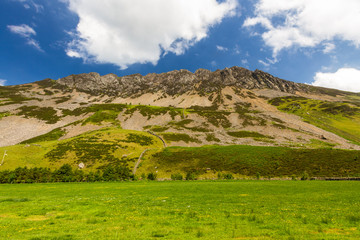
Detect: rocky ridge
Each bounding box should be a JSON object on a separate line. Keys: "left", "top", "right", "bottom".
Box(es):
{"left": 57, "top": 66, "right": 310, "bottom": 97}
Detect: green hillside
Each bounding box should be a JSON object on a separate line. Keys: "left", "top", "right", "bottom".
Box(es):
{"left": 137, "top": 145, "right": 360, "bottom": 179}
{"left": 0, "top": 128, "right": 163, "bottom": 171}
{"left": 1, "top": 126, "right": 360, "bottom": 179}
{"left": 269, "top": 96, "right": 360, "bottom": 145}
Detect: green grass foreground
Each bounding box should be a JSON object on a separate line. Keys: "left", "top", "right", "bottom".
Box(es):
{"left": 0, "top": 181, "right": 360, "bottom": 239}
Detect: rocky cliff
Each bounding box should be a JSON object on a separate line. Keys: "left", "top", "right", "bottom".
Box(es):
{"left": 57, "top": 66, "right": 309, "bottom": 97}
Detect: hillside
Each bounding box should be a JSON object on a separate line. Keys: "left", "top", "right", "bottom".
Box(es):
{"left": 0, "top": 66, "right": 360, "bottom": 178}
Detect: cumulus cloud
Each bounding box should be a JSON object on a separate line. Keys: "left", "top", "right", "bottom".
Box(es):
{"left": 65, "top": 0, "right": 238, "bottom": 69}
{"left": 0, "top": 79, "right": 7, "bottom": 86}
{"left": 244, "top": 0, "right": 360, "bottom": 57}
{"left": 312, "top": 68, "right": 360, "bottom": 92}
{"left": 216, "top": 45, "right": 228, "bottom": 51}
{"left": 7, "top": 24, "right": 43, "bottom": 51}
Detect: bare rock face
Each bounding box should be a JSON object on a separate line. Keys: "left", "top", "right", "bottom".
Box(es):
{"left": 56, "top": 66, "right": 309, "bottom": 97}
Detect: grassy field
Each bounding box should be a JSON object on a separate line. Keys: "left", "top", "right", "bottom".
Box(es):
{"left": 0, "top": 181, "right": 360, "bottom": 239}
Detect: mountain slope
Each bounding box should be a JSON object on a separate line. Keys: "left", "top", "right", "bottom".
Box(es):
{"left": 0, "top": 66, "right": 359, "bottom": 152}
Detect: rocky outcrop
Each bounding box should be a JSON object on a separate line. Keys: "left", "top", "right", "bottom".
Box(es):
{"left": 56, "top": 66, "right": 310, "bottom": 97}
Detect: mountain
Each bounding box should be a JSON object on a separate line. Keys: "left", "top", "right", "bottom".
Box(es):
{"left": 0, "top": 66, "right": 360, "bottom": 178}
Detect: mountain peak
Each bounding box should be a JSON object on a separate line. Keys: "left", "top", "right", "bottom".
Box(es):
{"left": 56, "top": 66, "right": 309, "bottom": 97}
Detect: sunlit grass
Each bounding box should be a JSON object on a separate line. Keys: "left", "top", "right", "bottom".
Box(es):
{"left": 269, "top": 96, "right": 360, "bottom": 145}
{"left": 0, "top": 181, "right": 359, "bottom": 239}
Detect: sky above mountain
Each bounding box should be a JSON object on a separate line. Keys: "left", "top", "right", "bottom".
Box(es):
{"left": 1, "top": 0, "right": 360, "bottom": 92}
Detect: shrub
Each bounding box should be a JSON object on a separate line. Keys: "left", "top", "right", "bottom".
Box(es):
{"left": 161, "top": 133, "right": 201, "bottom": 144}
{"left": 171, "top": 173, "right": 183, "bottom": 181}
{"left": 147, "top": 172, "right": 157, "bottom": 181}
{"left": 17, "top": 106, "right": 61, "bottom": 124}
{"left": 227, "top": 131, "right": 271, "bottom": 139}
{"left": 186, "top": 172, "right": 197, "bottom": 180}
{"left": 301, "top": 171, "right": 310, "bottom": 180}
{"left": 223, "top": 173, "right": 234, "bottom": 180}
{"left": 218, "top": 172, "right": 234, "bottom": 180}
{"left": 20, "top": 128, "right": 66, "bottom": 144}
{"left": 206, "top": 133, "right": 220, "bottom": 142}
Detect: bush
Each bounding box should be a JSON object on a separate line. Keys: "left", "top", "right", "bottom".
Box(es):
{"left": 147, "top": 172, "right": 157, "bottom": 181}
{"left": 223, "top": 173, "right": 234, "bottom": 180}
{"left": 218, "top": 172, "right": 233, "bottom": 180}
{"left": 54, "top": 164, "right": 73, "bottom": 182}
{"left": 185, "top": 172, "right": 197, "bottom": 180}
{"left": 171, "top": 173, "right": 183, "bottom": 181}
{"left": 301, "top": 171, "right": 309, "bottom": 180}
{"left": 0, "top": 165, "right": 130, "bottom": 184}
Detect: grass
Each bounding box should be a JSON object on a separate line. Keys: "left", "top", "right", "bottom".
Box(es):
{"left": 0, "top": 181, "right": 359, "bottom": 239}
{"left": 150, "top": 126, "right": 169, "bottom": 132}
{"left": 0, "top": 128, "right": 163, "bottom": 171}
{"left": 142, "top": 145, "right": 360, "bottom": 178}
{"left": 20, "top": 128, "right": 66, "bottom": 144}
{"left": 17, "top": 106, "right": 61, "bottom": 124}
{"left": 269, "top": 96, "right": 360, "bottom": 145}
{"left": 227, "top": 130, "right": 273, "bottom": 139}
{"left": 124, "top": 105, "right": 183, "bottom": 120}
{"left": 0, "top": 85, "right": 36, "bottom": 105}
{"left": 205, "top": 133, "right": 220, "bottom": 142}
{"left": 0, "top": 111, "right": 11, "bottom": 120}
{"left": 194, "top": 111, "right": 231, "bottom": 128}
{"left": 62, "top": 103, "right": 185, "bottom": 124}
{"left": 168, "top": 119, "right": 211, "bottom": 132}
{"left": 160, "top": 133, "right": 202, "bottom": 144}
{"left": 54, "top": 96, "right": 71, "bottom": 104}
{"left": 2, "top": 136, "right": 360, "bottom": 179}
{"left": 82, "top": 110, "right": 120, "bottom": 125}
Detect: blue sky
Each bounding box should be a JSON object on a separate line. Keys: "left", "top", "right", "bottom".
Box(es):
{"left": 1, "top": 0, "right": 360, "bottom": 92}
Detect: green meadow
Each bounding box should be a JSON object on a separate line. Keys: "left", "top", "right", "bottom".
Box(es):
{"left": 0, "top": 181, "right": 360, "bottom": 239}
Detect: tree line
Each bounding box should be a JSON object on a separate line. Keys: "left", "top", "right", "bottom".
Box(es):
{"left": 0, "top": 164, "right": 134, "bottom": 184}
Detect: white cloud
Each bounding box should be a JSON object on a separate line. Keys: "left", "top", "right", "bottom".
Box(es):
{"left": 258, "top": 57, "right": 278, "bottom": 67}
{"left": 323, "top": 42, "right": 335, "bottom": 54}
{"left": 0, "top": 79, "right": 7, "bottom": 86}
{"left": 65, "top": 0, "right": 238, "bottom": 69}
{"left": 244, "top": 0, "right": 360, "bottom": 57}
{"left": 258, "top": 60, "right": 270, "bottom": 67}
{"left": 216, "top": 45, "right": 228, "bottom": 51}
{"left": 241, "top": 59, "right": 249, "bottom": 68}
{"left": 27, "top": 39, "right": 42, "bottom": 51}
{"left": 7, "top": 24, "right": 43, "bottom": 51}
{"left": 14, "top": 0, "right": 44, "bottom": 12}
{"left": 312, "top": 68, "right": 360, "bottom": 92}
{"left": 32, "top": 2, "right": 44, "bottom": 13}
{"left": 7, "top": 24, "right": 35, "bottom": 38}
